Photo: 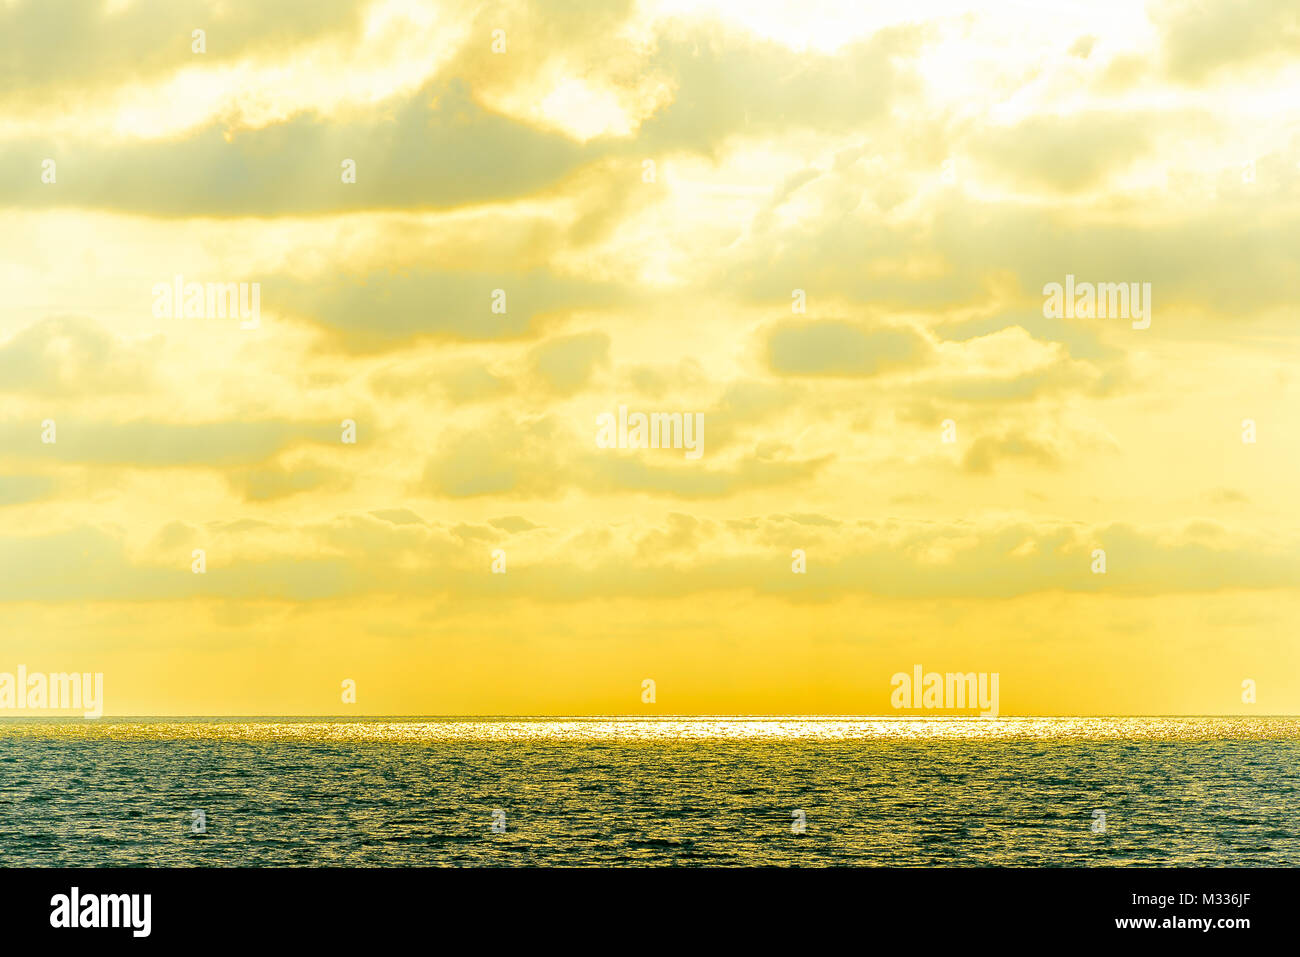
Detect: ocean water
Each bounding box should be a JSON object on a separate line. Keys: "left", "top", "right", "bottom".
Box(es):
{"left": 0, "top": 716, "right": 1296, "bottom": 867}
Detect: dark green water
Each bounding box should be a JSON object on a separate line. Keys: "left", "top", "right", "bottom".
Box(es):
{"left": 0, "top": 717, "right": 1295, "bottom": 866}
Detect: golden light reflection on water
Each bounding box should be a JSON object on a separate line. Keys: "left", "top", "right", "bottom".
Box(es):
{"left": 1, "top": 716, "right": 1297, "bottom": 743}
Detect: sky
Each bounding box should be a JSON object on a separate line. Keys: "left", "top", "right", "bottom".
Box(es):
{"left": 0, "top": 0, "right": 1297, "bottom": 715}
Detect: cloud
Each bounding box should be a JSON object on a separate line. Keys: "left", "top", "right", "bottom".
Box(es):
{"left": 622, "top": 359, "right": 708, "bottom": 399}
{"left": 451, "top": 522, "right": 499, "bottom": 543}
{"left": 935, "top": 310, "right": 1122, "bottom": 364}
{"left": 584, "top": 449, "right": 827, "bottom": 499}
{"left": 714, "top": 174, "right": 1300, "bottom": 324}
{"left": 277, "top": 267, "right": 619, "bottom": 351}
{"left": 766, "top": 320, "right": 931, "bottom": 377}
{"left": 371, "top": 362, "right": 515, "bottom": 403}
{"left": 0, "top": 316, "right": 157, "bottom": 395}
{"left": 0, "top": 419, "right": 340, "bottom": 467}
{"left": 3, "top": 516, "right": 1297, "bottom": 604}
{"left": 0, "top": 474, "right": 54, "bottom": 506}
{"left": 966, "top": 111, "right": 1161, "bottom": 192}
{"left": 928, "top": 340, "right": 1120, "bottom": 404}
{"left": 528, "top": 331, "right": 610, "bottom": 395}
{"left": 635, "top": 24, "right": 925, "bottom": 154}
{"left": 1153, "top": 0, "right": 1300, "bottom": 82}
{"left": 0, "top": 0, "right": 364, "bottom": 104}
{"left": 152, "top": 521, "right": 198, "bottom": 550}
{"left": 370, "top": 508, "right": 427, "bottom": 526}
{"left": 0, "top": 80, "right": 602, "bottom": 216}
{"left": 421, "top": 416, "right": 570, "bottom": 498}
{"left": 928, "top": 195, "right": 1300, "bottom": 321}
{"left": 419, "top": 414, "right": 827, "bottom": 499}
{"left": 489, "top": 515, "right": 540, "bottom": 533}
{"left": 228, "top": 463, "right": 348, "bottom": 502}
{"left": 1068, "top": 35, "right": 1097, "bottom": 59}
{"left": 774, "top": 512, "right": 841, "bottom": 527}
{"left": 1207, "top": 488, "right": 1249, "bottom": 505}
{"left": 703, "top": 379, "right": 801, "bottom": 451}
{"left": 961, "top": 433, "right": 1061, "bottom": 474}
{"left": 0, "top": 0, "right": 1294, "bottom": 716}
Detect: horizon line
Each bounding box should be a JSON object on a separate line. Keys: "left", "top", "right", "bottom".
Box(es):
{"left": 2, "top": 713, "right": 1296, "bottom": 720}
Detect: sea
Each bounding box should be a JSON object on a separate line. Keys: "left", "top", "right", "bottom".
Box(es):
{"left": 0, "top": 716, "right": 1296, "bottom": 866}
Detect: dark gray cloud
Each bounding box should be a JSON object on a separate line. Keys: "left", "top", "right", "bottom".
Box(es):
{"left": 276, "top": 266, "right": 620, "bottom": 350}
{"left": 962, "top": 434, "right": 1061, "bottom": 474}
{"left": 723, "top": 188, "right": 1300, "bottom": 324}
{"left": 766, "top": 320, "right": 930, "bottom": 377}
{"left": 0, "top": 15, "right": 926, "bottom": 217}
{"left": 528, "top": 331, "right": 610, "bottom": 394}
{"left": 0, "top": 474, "right": 55, "bottom": 506}
{"left": 0, "top": 80, "right": 599, "bottom": 216}
{"left": 0, "top": 418, "right": 341, "bottom": 466}
{"left": 1153, "top": 0, "right": 1300, "bottom": 82}
{"left": 0, "top": 316, "right": 156, "bottom": 395}
{"left": 966, "top": 111, "right": 1160, "bottom": 192}
{"left": 0, "top": 0, "right": 364, "bottom": 103}
{"left": 228, "top": 464, "right": 348, "bottom": 501}
{"left": 636, "top": 24, "right": 924, "bottom": 155}
{"left": 419, "top": 414, "right": 827, "bottom": 499}
{"left": 2, "top": 517, "right": 1296, "bottom": 603}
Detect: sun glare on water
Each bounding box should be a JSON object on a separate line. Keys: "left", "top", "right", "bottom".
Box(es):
{"left": 3, "top": 716, "right": 1296, "bottom": 743}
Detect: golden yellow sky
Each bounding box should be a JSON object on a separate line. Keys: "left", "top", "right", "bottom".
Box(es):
{"left": 1, "top": 0, "right": 1298, "bottom": 715}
